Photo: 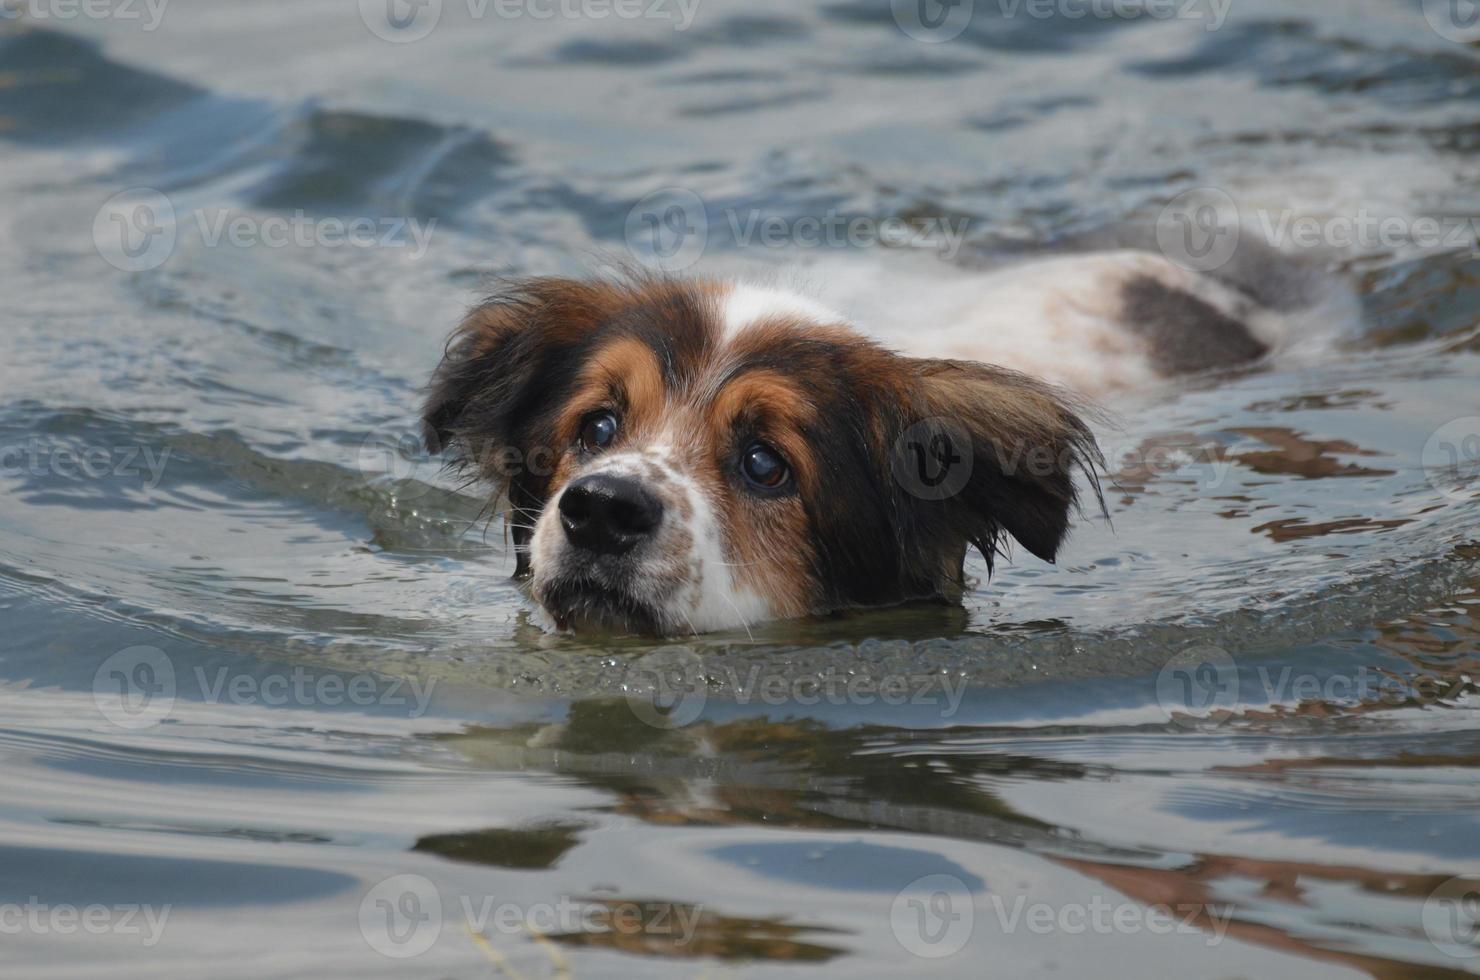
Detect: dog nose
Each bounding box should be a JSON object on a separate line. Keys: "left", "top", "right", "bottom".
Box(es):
{"left": 558, "top": 474, "right": 664, "bottom": 556}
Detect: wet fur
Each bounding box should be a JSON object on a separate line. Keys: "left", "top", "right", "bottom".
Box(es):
{"left": 422, "top": 273, "right": 1105, "bottom": 633}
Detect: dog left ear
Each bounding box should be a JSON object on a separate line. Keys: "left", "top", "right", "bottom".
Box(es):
{"left": 897, "top": 358, "right": 1104, "bottom": 570}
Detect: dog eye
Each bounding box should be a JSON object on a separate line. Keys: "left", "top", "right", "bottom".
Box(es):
{"left": 579, "top": 411, "right": 619, "bottom": 453}
{"left": 741, "top": 442, "right": 789, "bottom": 491}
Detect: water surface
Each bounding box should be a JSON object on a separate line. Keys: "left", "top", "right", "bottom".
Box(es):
{"left": 2, "top": 2, "right": 1480, "bottom": 976}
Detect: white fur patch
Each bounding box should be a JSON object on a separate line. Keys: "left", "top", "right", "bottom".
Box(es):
{"left": 530, "top": 444, "right": 773, "bottom": 635}
{"left": 721, "top": 284, "right": 842, "bottom": 341}
{"left": 680, "top": 476, "right": 772, "bottom": 633}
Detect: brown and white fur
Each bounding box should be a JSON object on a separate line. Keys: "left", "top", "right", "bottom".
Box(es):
{"left": 423, "top": 248, "right": 1347, "bottom": 635}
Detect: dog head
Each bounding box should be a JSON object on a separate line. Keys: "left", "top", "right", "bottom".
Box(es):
{"left": 423, "top": 275, "right": 1101, "bottom": 635}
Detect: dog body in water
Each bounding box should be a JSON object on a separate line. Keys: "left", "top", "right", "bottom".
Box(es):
{"left": 423, "top": 247, "right": 1350, "bottom": 635}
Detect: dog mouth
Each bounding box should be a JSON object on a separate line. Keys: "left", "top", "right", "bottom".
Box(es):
{"left": 537, "top": 577, "right": 665, "bottom": 635}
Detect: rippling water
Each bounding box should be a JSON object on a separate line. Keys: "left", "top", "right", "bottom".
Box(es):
{"left": 3, "top": 2, "right": 1480, "bottom": 976}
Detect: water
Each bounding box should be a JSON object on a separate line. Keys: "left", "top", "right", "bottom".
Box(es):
{"left": 2, "top": 2, "right": 1479, "bottom": 976}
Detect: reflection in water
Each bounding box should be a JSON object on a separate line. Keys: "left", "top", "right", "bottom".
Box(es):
{"left": 415, "top": 822, "right": 587, "bottom": 870}
{"left": 430, "top": 565, "right": 1480, "bottom": 973}
{"left": 1244, "top": 390, "right": 1392, "bottom": 413}
{"left": 1229, "top": 427, "right": 1396, "bottom": 480}
{"left": 1053, "top": 855, "right": 1462, "bottom": 980}
{"left": 1253, "top": 516, "right": 1412, "bottom": 542}
{"left": 547, "top": 898, "right": 849, "bottom": 963}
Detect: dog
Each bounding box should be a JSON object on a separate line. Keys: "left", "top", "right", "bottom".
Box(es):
{"left": 423, "top": 246, "right": 1347, "bottom": 635}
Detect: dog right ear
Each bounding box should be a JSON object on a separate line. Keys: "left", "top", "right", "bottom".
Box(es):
{"left": 421, "top": 301, "right": 517, "bottom": 459}
{"left": 422, "top": 278, "right": 617, "bottom": 577}
{"left": 421, "top": 277, "right": 605, "bottom": 462}
{"left": 893, "top": 357, "right": 1105, "bottom": 572}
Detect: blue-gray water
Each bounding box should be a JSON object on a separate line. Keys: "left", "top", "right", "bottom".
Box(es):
{"left": 2, "top": 2, "right": 1480, "bottom": 977}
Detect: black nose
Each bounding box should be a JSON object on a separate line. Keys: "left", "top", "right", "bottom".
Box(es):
{"left": 558, "top": 474, "right": 664, "bottom": 556}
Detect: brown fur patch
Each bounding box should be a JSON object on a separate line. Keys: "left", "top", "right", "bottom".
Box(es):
{"left": 555, "top": 335, "right": 668, "bottom": 446}
{"left": 703, "top": 370, "right": 818, "bottom": 491}
{"left": 679, "top": 364, "right": 819, "bottom": 620}
{"left": 424, "top": 274, "right": 1102, "bottom": 631}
